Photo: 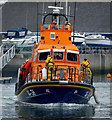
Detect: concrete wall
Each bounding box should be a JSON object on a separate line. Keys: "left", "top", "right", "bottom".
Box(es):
{"left": 80, "top": 54, "right": 112, "bottom": 73}
{"left": 2, "top": 53, "right": 112, "bottom": 81}
{"left": 0, "top": 6, "right": 2, "bottom": 44}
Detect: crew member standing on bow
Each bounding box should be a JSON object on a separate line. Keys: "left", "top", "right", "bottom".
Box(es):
{"left": 45, "top": 55, "right": 54, "bottom": 81}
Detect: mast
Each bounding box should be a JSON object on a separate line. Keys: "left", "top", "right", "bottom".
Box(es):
{"left": 48, "top": 6, "right": 63, "bottom": 25}
{"left": 37, "top": 2, "right": 38, "bottom": 43}
{"left": 73, "top": 2, "right": 77, "bottom": 43}
{"left": 66, "top": 0, "right": 68, "bottom": 17}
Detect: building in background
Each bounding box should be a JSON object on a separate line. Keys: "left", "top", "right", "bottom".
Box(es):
{"left": 0, "top": 2, "right": 110, "bottom": 33}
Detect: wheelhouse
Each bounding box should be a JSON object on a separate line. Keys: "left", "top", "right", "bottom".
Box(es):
{"left": 30, "top": 8, "right": 80, "bottom": 81}
{"left": 32, "top": 46, "right": 80, "bottom": 67}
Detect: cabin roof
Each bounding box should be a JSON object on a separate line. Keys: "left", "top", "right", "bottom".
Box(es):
{"left": 37, "top": 44, "right": 79, "bottom": 52}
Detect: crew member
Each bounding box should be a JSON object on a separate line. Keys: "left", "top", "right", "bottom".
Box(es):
{"left": 81, "top": 58, "right": 90, "bottom": 69}
{"left": 65, "top": 21, "right": 71, "bottom": 30}
{"left": 19, "top": 59, "right": 31, "bottom": 86}
{"left": 45, "top": 55, "right": 54, "bottom": 81}
{"left": 81, "top": 58, "right": 92, "bottom": 82}
{"left": 48, "top": 20, "right": 59, "bottom": 30}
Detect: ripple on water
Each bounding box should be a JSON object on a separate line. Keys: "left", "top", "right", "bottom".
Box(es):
{"left": 0, "top": 81, "right": 111, "bottom": 119}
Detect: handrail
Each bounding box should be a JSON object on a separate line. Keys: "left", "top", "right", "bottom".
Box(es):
{"left": 42, "top": 13, "right": 68, "bottom": 25}
{"left": 41, "top": 23, "right": 72, "bottom": 31}
{"left": 0, "top": 45, "right": 15, "bottom": 70}
{"left": 18, "top": 65, "right": 93, "bottom": 86}
{"left": 0, "top": 45, "right": 3, "bottom": 56}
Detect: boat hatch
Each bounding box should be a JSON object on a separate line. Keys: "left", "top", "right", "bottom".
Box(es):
{"left": 67, "top": 50, "right": 79, "bottom": 62}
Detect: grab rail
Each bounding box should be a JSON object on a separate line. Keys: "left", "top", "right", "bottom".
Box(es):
{"left": 18, "top": 65, "right": 93, "bottom": 86}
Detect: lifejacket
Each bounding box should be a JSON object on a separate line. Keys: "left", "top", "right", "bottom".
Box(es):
{"left": 65, "top": 24, "right": 71, "bottom": 30}
{"left": 81, "top": 60, "right": 90, "bottom": 69}
{"left": 45, "top": 56, "right": 54, "bottom": 67}
{"left": 45, "top": 56, "right": 54, "bottom": 81}
{"left": 48, "top": 24, "right": 59, "bottom": 30}
{"left": 19, "top": 59, "right": 31, "bottom": 82}
{"left": 81, "top": 60, "right": 92, "bottom": 81}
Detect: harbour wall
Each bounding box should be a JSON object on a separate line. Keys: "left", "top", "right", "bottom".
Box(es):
{"left": 15, "top": 53, "right": 112, "bottom": 72}
{"left": 80, "top": 54, "right": 112, "bottom": 74}
{"left": 2, "top": 53, "right": 112, "bottom": 81}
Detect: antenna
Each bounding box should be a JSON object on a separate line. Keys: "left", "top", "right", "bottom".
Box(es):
{"left": 48, "top": 6, "right": 63, "bottom": 14}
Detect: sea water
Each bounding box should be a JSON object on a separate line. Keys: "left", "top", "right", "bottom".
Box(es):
{"left": 0, "top": 74, "right": 111, "bottom": 119}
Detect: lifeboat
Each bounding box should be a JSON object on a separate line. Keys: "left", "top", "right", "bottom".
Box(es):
{"left": 15, "top": 6, "right": 96, "bottom": 104}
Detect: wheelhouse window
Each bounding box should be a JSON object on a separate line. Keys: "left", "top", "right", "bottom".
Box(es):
{"left": 67, "top": 50, "right": 79, "bottom": 62}
{"left": 53, "top": 49, "right": 65, "bottom": 60}
{"left": 39, "top": 52, "right": 50, "bottom": 61}
{"left": 50, "top": 32, "right": 55, "bottom": 39}
{"left": 7, "top": 32, "right": 16, "bottom": 37}
{"left": 54, "top": 52, "right": 63, "bottom": 60}
{"left": 19, "top": 31, "right": 25, "bottom": 36}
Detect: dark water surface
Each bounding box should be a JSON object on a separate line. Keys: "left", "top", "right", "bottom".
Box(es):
{"left": 0, "top": 74, "right": 111, "bottom": 119}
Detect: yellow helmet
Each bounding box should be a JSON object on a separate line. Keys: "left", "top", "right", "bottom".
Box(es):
{"left": 68, "top": 23, "right": 71, "bottom": 25}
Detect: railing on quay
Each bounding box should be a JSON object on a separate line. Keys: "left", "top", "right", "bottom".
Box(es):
{"left": 2, "top": 42, "right": 112, "bottom": 55}
{"left": 0, "top": 45, "right": 3, "bottom": 56}
{"left": 2, "top": 43, "right": 34, "bottom": 54}
{"left": 78, "top": 46, "right": 112, "bottom": 54}
{"left": 0, "top": 45, "right": 15, "bottom": 70}
{"left": 15, "top": 45, "right": 34, "bottom": 54}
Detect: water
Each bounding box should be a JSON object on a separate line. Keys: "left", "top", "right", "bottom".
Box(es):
{"left": 0, "top": 74, "right": 111, "bottom": 119}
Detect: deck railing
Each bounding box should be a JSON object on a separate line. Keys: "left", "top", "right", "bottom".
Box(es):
{"left": 17, "top": 65, "right": 93, "bottom": 89}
